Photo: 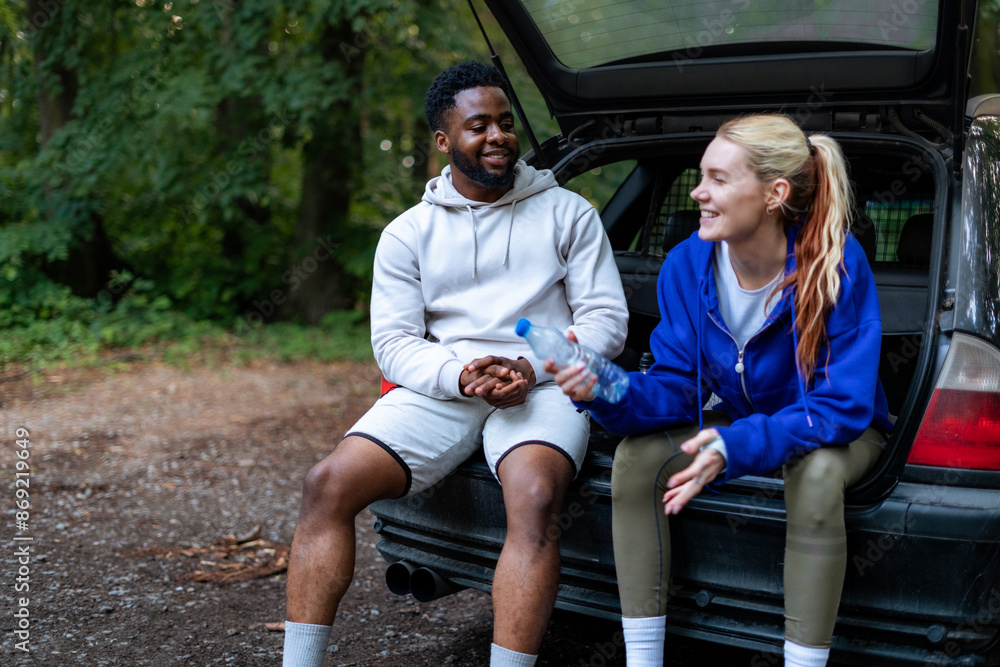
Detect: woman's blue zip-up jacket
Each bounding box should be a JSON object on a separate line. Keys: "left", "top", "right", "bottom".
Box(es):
{"left": 582, "top": 225, "right": 894, "bottom": 484}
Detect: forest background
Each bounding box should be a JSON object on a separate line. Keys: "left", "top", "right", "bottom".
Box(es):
{"left": 2, "top": 0, "right": 1000, "bottom": 371}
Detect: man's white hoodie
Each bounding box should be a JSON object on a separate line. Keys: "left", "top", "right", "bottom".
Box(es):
{"left": 371, "top": 161, "right": 628, "bottom": 400}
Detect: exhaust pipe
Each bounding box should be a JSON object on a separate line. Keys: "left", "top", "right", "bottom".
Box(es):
{"left": 385, "top": 560, "right": 418, "bottom": 596}
{"left": 384, "top": 561, "right": 466, "bottom": 602}
{"left": 409, "top": 566, "right": 465, "bottom": 602}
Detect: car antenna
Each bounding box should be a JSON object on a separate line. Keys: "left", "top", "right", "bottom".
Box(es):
{"left": 465, "top": 0, "right": 549, "bottom": 170}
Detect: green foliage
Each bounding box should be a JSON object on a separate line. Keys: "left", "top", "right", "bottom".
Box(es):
{"left": 4, "top": 1, "right": 995, "bottom": 368}
{"left": 0, "top": 0, "right": 482, "bottom": 366}
{"left": 972, "top": 0, "right": 1000, "bottom": 96}
{"left": 89, "top": 273, "right": 213, "bottom": 348}
{"left": 230, "top": 309, "right": 372, "bottom": 364}
{"left": 0, "top": 268, "right": 98, "bottom": 367}
{"left": 0, "top": 265, "right": 216, "bottom": 367}
{"left": 0, "top": 263, "right": 371, "bottom": 369}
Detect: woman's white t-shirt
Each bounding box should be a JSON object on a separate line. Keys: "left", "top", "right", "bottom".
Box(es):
{"left": 713, "top": 241, "right": 783, "bottom": 349}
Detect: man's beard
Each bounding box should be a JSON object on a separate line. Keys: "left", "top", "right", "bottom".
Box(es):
{"left": 450, "top": 146, "right": 519, "bottom": 190}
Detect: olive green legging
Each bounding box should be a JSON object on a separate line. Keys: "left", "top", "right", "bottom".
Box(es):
{"left": 611, "top": 412, "right": 885, "bottom": 648}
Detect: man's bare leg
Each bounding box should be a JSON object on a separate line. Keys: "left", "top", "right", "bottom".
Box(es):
{"left": 492, "top": 445, "right": 575, "bottom": 655}
{"left": 285, "top": 435, "right": 407, "bottom": 624}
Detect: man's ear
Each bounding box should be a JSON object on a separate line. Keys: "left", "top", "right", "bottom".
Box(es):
{"left": 434, "top": 130, "right": 450, "bottom": 155}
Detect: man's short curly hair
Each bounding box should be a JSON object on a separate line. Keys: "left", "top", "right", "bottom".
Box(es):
{"left": 424, "top": 61, "right": 511, "bottom": 132}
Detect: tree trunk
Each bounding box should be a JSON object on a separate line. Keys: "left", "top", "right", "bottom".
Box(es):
{"left": 213, "top": 4, "right": 273, "bottom": 258}
{"left": 30, "top": 0, "right": 122, "bottom": 297}
{"left": 286, "top": 121, "right": 360, "bottom": 323}
{"left": 284, "top": 21, "right": 365, "bottom": 323}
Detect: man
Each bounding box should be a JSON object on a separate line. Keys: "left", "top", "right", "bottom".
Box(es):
{"left": 283, "top": 61, "right": 628, "bottom": 667}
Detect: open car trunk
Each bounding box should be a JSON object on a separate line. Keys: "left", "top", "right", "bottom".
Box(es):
{"left": 371, "top": 122, "right": 986, "bottom": 663}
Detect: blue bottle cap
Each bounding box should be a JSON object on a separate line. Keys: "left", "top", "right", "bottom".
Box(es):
{"left": 514, "top": 318, "right": 531, "bottom": 337}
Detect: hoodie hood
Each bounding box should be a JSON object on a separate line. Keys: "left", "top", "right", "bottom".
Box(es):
{"left": 423, "top": 162, "right": 560, "bottom": 278}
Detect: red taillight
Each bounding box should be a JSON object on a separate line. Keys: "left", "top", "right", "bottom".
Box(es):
{"left": 907, "top": 333, "right": 1000, "bottom": 470}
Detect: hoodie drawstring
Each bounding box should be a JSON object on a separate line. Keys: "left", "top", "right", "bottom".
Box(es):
{"left": 503, "top": 200, "right": 516, "bottom": 267}
{"left": 426, "top": 163, "right": 556, "bottom": 278}
{"left": 789, "top": 296, "right": 815, "bottom": 428}
{"left": 696, "top": 277, "right": 705, "bottom": 433}
{"left": 466, "top": 204, "right": 478, "bottom": 280}
{"left": 467, "top": 201, "right": 517, "bottom": 277}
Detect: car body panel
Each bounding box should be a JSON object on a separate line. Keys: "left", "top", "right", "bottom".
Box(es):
{"left": 373, "top": 458, "right": 1000, "bottom": 664}
{"left": 480, "top": 0, "right": 977, "bottom": 134}
{"left": 951, "top": 113, "right": 1000, "bottom": 347}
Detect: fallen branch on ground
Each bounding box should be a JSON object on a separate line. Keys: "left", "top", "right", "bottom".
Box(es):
{"left": 129, "top": 524, "right": 289, "bottom": 584}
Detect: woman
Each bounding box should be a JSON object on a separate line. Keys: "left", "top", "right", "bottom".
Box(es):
{"left": 549, "top": 114, "right": 893, "bottom": 667}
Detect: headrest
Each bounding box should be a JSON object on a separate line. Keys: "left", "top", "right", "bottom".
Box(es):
{"left": 896, "top": 213, "right": 933, "bottom": 267}
{"left": 661, "top": 209, "right": 701, "bottom": 252}
{"left": 850, "top": 212, "right": 877, "bottom": 266}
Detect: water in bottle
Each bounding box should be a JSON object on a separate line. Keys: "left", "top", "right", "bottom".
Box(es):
{"left": 514, "top": 318, "right": 629, "bottom": 403}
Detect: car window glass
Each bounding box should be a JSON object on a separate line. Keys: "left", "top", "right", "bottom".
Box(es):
{"left": 864, "top": 199, "right": 935, "bottom": 265}
{"left": 520, "top": 0, "right": 939, "bottom": 69}
{"left": 564, "top": 160, "right": 638, "bottom": 213}
{"left": 633, "top": 167, "right": 701, "bottom": 257}
{"left": 968, "top": 5, "right": 1000, "bottom": 99}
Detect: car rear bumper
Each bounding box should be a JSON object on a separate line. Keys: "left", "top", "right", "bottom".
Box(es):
{"left": 370, "top": 455, "right": 1000, "bottom": 666}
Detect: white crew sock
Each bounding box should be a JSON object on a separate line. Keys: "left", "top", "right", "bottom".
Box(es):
{"left": 282, "top": 621, "right": 332, "bottom": 667}
{"left": 621, "top": 615, "right": 666, "bottom": 667}
{"left": 784, "top": 639, "right": 830, "bottom": 667}
{"left": 490, "top": 643, "right": 537, "bottom": 667}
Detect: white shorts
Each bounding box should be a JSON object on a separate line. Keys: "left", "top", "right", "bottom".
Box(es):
{"left": 345, "top": 382, "right": 590, "bottom": 496}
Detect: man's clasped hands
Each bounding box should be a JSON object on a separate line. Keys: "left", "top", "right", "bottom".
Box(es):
{"left": 458, "top": 356, "right": 537, "bottom": 409}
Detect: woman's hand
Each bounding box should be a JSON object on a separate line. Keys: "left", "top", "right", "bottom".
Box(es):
{"left": 662, "top": 428, "right": 726, "bottom": 515}
{"left": 542, "top": 331, "right": 597, "bottom": 402}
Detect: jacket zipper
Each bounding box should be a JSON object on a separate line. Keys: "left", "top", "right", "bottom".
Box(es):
{"left": 735, "top": 347, "right": 756, "bottom": 412}
{"left": 707, "top": 310, "right": 759, "bottom": 413}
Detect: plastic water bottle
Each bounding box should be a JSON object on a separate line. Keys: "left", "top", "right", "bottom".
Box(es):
{"left": 515, "top": 318, "right": 629, "bottom": 403}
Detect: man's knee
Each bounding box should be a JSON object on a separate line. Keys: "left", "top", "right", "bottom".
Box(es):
{"left": 301, "top": 458, "right": 353, "bottom": 513}
{"left": 508, "top": 474, "right": 565, "bottom": 517}
{"left": 300, "top": 444, "right": 403, "bottom": 517}
{"left": 502, "top": 474, "right": 572, "bottom": 548}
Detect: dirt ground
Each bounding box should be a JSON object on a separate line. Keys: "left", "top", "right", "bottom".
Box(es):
{"left": 0, "top": 357, "right": 771, "bottom": 666}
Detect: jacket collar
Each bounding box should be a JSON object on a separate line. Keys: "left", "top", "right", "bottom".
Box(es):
{"left": 696, "top": 222, "right": 802, "bottom": 323}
